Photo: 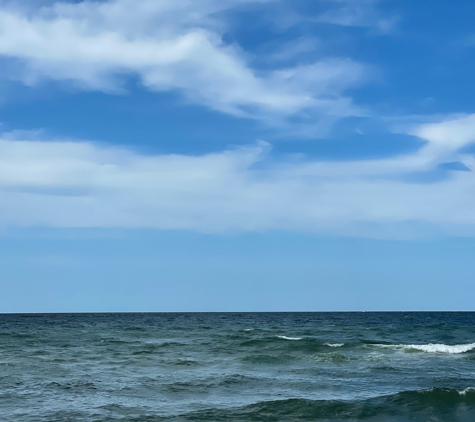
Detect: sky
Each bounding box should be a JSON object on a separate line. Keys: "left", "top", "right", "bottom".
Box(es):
{"left": 1, "top": 0, "right": 475, "bottom": 312}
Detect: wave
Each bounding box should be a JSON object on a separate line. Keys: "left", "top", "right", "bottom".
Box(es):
{"left": 276, "top": 335, "right": 302, "bottom": 341}
{"left": 377, "top": 342, "right": 475, "bottom": 354}
{"left": 47, "top": 380, "right": 97, "bottom": 391}
{"left": 459, "top": 387, "right": 475, "bottom": 395}
{"left": 324, "top": 343, "right": 344, "bottom": 347}
{"left": 405, "top": 343, "right": 475, "bottom": 353}
{"left": 180, "top": 388, "right": 475, "bottom": 421}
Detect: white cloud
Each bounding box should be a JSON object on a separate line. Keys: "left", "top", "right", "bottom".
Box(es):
{"left": 2, "top": 114, "right": 475, "bottom": 238}
{"left": 314, "top": 0, "right": 397, "bottom": 33}
{"left": 0, "top": 0, "right": 366, "bottom": 120}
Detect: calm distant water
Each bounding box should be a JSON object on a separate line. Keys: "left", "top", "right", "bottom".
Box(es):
{"left": 1, "top": 312, "right": 475, "bottom": 421}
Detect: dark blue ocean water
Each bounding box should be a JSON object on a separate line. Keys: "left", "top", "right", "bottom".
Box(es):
{"left": 1, "top": 312, "right": 475, "bottom": 421}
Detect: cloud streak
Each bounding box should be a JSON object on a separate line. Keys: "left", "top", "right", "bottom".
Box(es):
{"left": 0, "top": 0, "right": 366, "bottom": 121}
{"left": 2, "top": 114, "right": 475, "bottom": 238}
{"left": 314, "top": 0, "right": 397, "bottom": 33}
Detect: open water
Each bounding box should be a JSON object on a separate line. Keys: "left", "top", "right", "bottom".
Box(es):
{"left": 1, "top": 312, "right": 475, "bottom": 421}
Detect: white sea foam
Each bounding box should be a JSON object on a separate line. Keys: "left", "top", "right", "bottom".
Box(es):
{"left": 325, "top": 343, "right": 344, "bottom": 348}
{"left": 277, "top": 335, "right": 302, "bottom": 341}
{"left": 405, "top": 343, "right": 475, "bottom": 354}
{"left": 244, "top": 329, "right": 254, "bottom": 331}
{"left": 458, "top": 387, "right": 475, "bottom": 396}
{"left": 378, "top": 342, "right": 475, "bottom": 354}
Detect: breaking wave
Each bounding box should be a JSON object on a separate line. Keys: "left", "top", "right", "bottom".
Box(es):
{"left": 276, "top": 335, "right": 302, "bottom": 341}
{"left": 377, "top": 342, "right": 475, "bottom": 354}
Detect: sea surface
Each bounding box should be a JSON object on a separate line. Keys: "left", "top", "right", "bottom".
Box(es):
{"left": 1, "top": 312, "right": 475, "bottom": 421}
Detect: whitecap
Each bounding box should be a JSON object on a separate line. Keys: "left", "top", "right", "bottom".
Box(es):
{"left": 377, "top": 342, "right": 475, "bottom": 354}
{"left": 325, "top": 343, "right": 344, "bottom": 348}
{"left": 458, "top": 387, "right": 475, "bottom": 396}
{"left": 277, "top": 335, "right": 302, "bottom": 341}
{"left": 405, "top": 343, "right": 475, "bottom": 354}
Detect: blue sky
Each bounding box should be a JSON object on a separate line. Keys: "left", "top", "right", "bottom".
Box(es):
{"left": 1, "top": 0, "right": 475, "bottom": 311}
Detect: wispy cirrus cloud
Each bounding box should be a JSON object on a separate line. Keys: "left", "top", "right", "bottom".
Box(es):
{"left": 0, "top": 0, "right": 367, "bottom": 123}
{"left": 314, "top": 0, "right": 397, "bottom": 33}
{"left": 272, "top": 0, "right": 397, "bottom": 34}
{"left": 1, "top": 114, "right": 475, "bottom": 238}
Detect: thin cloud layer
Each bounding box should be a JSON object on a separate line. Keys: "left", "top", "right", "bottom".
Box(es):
{"left": 314, "top": 0, "right": 396, "bottom": 33}
{"left": 1, "top": 114, "right": 475, "bottom": 237}
{"left": 0, "top": 0, "right": 365, "bottom": 120}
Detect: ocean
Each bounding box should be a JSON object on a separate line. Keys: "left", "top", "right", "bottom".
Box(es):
{"left": 1, "top": 312, "right": 474, "bottom": 421}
